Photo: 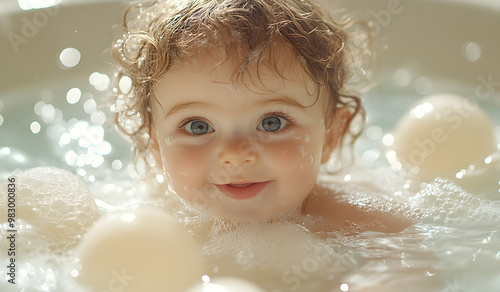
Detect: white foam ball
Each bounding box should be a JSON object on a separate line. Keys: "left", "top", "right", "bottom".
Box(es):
{"left": 186, "top": 277, "right": 266, "bottom": 292}
{"left": 0, "top": 166, "right": 99, "bottom": 250}
{"left": 392, "top": 93, "right": 496, "bottom": 177}
{"left": 76, "top": 206, "right": 204, "bottom": 292}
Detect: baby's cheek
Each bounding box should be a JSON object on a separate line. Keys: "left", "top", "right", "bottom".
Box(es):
{"left": 161, "top": 145, "right": 210, "bottom": 195}
{"left": 264, "top": 139, "right": 321, "bottom": 181}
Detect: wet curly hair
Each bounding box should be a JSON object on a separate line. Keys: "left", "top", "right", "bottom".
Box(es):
{"left": 111, "top": 0, "right": 370, "bottom": 174}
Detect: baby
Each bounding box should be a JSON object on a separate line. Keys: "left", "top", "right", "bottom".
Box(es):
{"left": 111, "top": 0, "right": 411, "bottom": 232}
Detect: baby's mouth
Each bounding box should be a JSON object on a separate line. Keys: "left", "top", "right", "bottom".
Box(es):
{"left": 216, "top": 181, "right": 270, "bottom": 200}
{"left": 227, "top": 183, "right": 255, "bottom": 188}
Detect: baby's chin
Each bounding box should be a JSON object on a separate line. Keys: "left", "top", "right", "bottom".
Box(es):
{"left": 190, "top": 203, "right": 274, "bottom": 223}
{"left": 188, "top": 200, "right": 303, "bottom": 224}
{"left": 172, "top": 188, "right": 305, "bottom": 223}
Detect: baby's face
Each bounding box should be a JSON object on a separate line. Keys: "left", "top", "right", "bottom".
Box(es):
{"left": 151, "top": 51, "right": 343, "bottom": 221}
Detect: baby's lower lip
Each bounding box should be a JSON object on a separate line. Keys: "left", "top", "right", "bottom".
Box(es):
{"left": 216, "top": 181, "right": 270, "bottom": 200}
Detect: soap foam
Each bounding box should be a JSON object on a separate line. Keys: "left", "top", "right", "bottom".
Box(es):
{"left": 410, "top": 178, "right": 500, "bottom": 227}
{"left": 2, "top": 165, "right": 499, "bottom": 292}
{"left": 200, "top": 222, "right": 360, "bottom": 291}
{"left": 0, "top": 167, "right": 100, "bottom": 251}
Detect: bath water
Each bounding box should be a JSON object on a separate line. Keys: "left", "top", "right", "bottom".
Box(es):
{"left": 1, "top": 74, "right": 500, "bottom": 292}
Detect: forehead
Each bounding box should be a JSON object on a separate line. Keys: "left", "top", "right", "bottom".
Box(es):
{"left": 159, "top": 42, "right": 322, "bottom": 100}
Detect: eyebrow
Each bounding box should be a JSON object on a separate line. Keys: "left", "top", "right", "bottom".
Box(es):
{"left": 163, "top": 95, "right": 307, "bottom": 119}
{"left": 163, "top": 102, "right": 209, "bottom": 119}
{"left": 253, "top": 96, "right": 308, "bottom": 110}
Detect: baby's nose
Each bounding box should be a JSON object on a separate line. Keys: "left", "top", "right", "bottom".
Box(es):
{"left": 217, "top": 137, "right": 258, "bottom": 166}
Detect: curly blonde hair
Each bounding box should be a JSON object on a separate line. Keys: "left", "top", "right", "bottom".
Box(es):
{"left": 111, "top": 0, "right": 370, "bottom": 173}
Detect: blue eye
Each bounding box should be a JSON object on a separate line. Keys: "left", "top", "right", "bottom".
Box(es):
{"left": 184, "top": 120, "right": 214, "bottom": 135}
{"left": 258, "top": 116, "right": 288, "bottom": 132}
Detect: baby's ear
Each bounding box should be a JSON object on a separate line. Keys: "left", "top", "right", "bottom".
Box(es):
{"left": 320, "top": 107, "right": 351, "bottom": 164}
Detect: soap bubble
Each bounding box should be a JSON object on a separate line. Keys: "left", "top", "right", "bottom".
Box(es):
{"left": 463, "top": 42, "right": 481, "bottom": 62}
{"left": 59, "top": 47, "right": 81, "bottom": 68}
{"left": 76, "top": 207, "right": 204, "bottom": 292}
{"left": 391, "top": 93, "right": 496, "bottom": 178}
{"left": 0, "top": 167, "right": 99, "bottom": 250}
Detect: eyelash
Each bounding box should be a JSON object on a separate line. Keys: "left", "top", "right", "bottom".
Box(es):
{"left": 177, "top": 116, "right": 210, "bottom": 130}
{"left": 176, "top": 112, "right": 294, "bottom": 134}
{"left": 260, "top": 112, "right": 294, "bottom": 130}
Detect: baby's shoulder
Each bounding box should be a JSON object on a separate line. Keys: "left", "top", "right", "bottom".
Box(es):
{"left": 302, "top": 182, "right": 413, "bottom": 233}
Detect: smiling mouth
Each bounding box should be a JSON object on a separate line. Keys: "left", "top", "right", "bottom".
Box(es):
{"left": 216, "top": 181, "right": 270, "bottom": 200}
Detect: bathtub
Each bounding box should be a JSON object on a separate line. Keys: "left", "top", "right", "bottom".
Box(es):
{"left": 1, "top": 0, "right": 499, "bottom": 291}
